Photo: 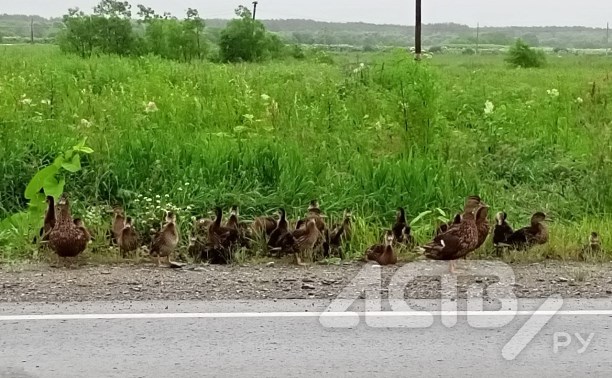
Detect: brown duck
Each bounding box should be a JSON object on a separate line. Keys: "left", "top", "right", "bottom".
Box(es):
{"left": 268, "top": 208, "right": 289, "bottom": 250}
{"left": 150, "top": 211, "right": 179, "bottom": 266}
{"left": 118, "top": 216, "right": 140, "bottom": 257}
{"left": 111, "top": 207, "right": 126, "bottom": 245}
{"left": 38, "top": 195, "right": 56, "bottom": 242}
{"left": 73, "top": 218, "right": 92, "bottom": 242}
{"left": 580, "top": 232, "right": 602, "bottom": 260}
{"left": 207, "top": 207, "right": 239, "bottom": 264}
{"left": 48, "top": 194, "right": 89, "bottom": 263}
{"left": 492, "top": 211, "right": 514, "bottom": 254}
{"left": 505, "top": 212, "right": 549, "bottom": 249}
{"left": 282, "top": 219, "right": 321, "bottom": 265}
{"left": 421, "top": 200, "right": 487, "bottom": 273}
{"left": 252, "top": 212, "right": 278, "bottom": 237}
{"left": 328, "top": 210, "right": 353, "bottom": 254}
{"left": 305, "top": 199, "right": 326, "bottom": 233}
{"left": 366, "top": 230, "right": 397, "bottom": 265}
{"left": 474, "top": 201, "right": 490, "bottom": 250}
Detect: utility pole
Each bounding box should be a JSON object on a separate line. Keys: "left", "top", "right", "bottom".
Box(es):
{"left": 607, "top": 22, "right": 609, "bottom": 56}
{"left": 476, "top": 22, "right": 480, "bottom": 54}
{"left": 415, "top": 0, "right": 422, "bottom": 60}
{"left": 252, "top": 1, "right": 258, "bottom": 20}
{"left": 30, "top": 17, "right": 34, "bottom": 44}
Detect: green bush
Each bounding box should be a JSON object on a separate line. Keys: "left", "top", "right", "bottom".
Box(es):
{"left": 506, "top": 38, "right": 547, "bottom": 68}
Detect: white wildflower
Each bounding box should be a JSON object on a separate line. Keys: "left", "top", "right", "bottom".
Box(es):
{"left": 20, "top": 95, "right": 32, "bottom": 105}
{"left": 80, "top": 119, "right": 91, "bottom": 128}
{"left": 575, "top": 97, "right": 583, "bottom": 104}
{"left": 484, "top": 100, "right": 495, "bottom": 115}
{"left": 546, "top": 89, "right": 559, "bottom": 98}
{"left": 144, "top": 101, "right": 158, "bottom": 113}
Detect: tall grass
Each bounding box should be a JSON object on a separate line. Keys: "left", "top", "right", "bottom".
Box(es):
{"left": 0, "top": 45, "right": 611, "bottom": 261}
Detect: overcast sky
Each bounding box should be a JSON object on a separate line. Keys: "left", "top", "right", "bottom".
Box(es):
{"left": 3, "top": 0, "right": 610, "bottom": 27}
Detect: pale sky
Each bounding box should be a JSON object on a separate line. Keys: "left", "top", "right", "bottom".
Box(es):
{"left": 2, "top": 0, "right": 610, "bottom": 27}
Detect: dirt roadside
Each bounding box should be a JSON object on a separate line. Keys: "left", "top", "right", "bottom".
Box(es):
{"left": 1, "top": 260, "right": 612, "bottom": 303}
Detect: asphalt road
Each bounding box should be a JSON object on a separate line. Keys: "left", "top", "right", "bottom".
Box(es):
{"left": 1, "top": 299, "right": 611, "bottom": 377}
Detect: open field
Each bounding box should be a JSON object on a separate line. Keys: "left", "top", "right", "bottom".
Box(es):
{"left": 0, "top": 45, "right": 611, "bottom": 262}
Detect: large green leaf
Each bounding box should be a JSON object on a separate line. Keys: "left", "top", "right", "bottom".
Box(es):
{"left": 44, "top": 175, "right": 66, "bottom": 199}
{"left": 24, "top": 165, "right": 59, "bottom": 200}
{"left": 62, "top": 154, "right": 81, "bottom": 172}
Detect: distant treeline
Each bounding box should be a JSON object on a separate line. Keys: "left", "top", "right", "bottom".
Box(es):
{"left": 0, "top": 13, "right": 609, "bottom": 49}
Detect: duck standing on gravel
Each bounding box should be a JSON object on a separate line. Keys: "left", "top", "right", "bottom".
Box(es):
{"left": 118, "top": 217, "right": 140, "bottom": 258}
{"left": 420, "top": 198, "right": 487, "bottom": 274}
{"left": 365, "top": 230, "right": 397, "bottom": 266}
{"left": 150, "top": 211, "right": 179, "bottom": 267}
{"left": 48, "top": 194, "right": 89, "bottom": 266}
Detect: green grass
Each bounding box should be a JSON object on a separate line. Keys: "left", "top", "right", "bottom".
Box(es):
{"left": 0, "top": 45, "right": 611, "bottom": 262}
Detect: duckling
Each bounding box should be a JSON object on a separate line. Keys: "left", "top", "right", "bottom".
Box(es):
{"left": 73, "top": 218, "right": 92, "bottom": 243}
{"left": 474, "top": 201, "right": 490, "bottom": 250}
{"left": 111, "top": 207, "right": 126, "bottom": 245}
{"left": 188, "top": 217, "right": 212, "bottom": 260}
{"left": 328, "top": 210, "right": 353, "bottom": 256}
{"left": 392, "top": 207, "right": 408, "bottom": 242}
{"left": 420, "top": 200, "right": 486, "bottom": 274}
{"left": 118, "top": 217, "right": 140, "bottom": 258}
{"left": 150, "top": 211, "right": 179, "bottom": 267}
{"left": 492, "top": 211, "right": 514, "bottom": 255}
{"left": 580, "top": 232, "right": 601, "bottom": 260}
{"left": 388, "top": 207, "right": 414, "bottom": 246}
{"left": 366, "top": 230, "right": 397, "bottom": 265}
{"left": 282, "top": 219, "right": 321, "bottom": 265}
{"left": 268, "top": 208, "right": 289, "bottom": 250}
{"left": 225, "top": 205, "right": 240, "bottom": 231}
{"left": 252, "top": 213, "right": 278, "bottom": 237}
{"left": 207, "top": 207, "right": 239, "bottom": 264}
{"left": 48, "top": 194, "right": 89, "bottom": 265}
{"left": 505, "top": 212, "right": 549, "bottom": 250}
{"left": 37, "top": 195, "right": 56, "bottom": 243}
{"left": 305, "top": 199, "right": 326, "bottom": 233}
{"left": 436, "top": 213, "right": 462, "bottom": 236}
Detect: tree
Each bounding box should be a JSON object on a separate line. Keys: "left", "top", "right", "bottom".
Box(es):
{"left": 136, "top": 6, "right": 207, "bottom": 62}
{"left": 218, "top": 6, "right": 281, "bottom": 62}
{"left": 92, "top": 0, "right": 135, "bottom": 55}
{"left": 505, "top": 39, "right": 546, "bottom": 68}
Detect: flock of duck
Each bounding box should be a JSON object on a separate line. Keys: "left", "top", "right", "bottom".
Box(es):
{"left": 35, "top": 193, "right": 594, "bottom": 274}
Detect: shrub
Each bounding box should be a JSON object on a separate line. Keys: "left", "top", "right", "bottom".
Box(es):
{"left": 506, "top": 38, "right": 547, "bottom": 68}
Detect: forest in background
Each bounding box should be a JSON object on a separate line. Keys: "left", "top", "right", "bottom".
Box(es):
{"left": 0, "top": 13, "right": 609, "bottom": 49}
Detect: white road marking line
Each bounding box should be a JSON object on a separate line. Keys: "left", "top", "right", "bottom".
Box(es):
{"left": 1, "top": 310, "right": 612, "bottom": 321}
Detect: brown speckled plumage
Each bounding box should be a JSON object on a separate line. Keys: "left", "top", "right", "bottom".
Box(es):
{"left": 421, "top": 198, "right": 486, "bottom": 273}
{"left": 48, "top": 195, "right": 88, "bottom": 259}
{"left": 118, "top": 217, "right": 140, "bottom": 257}
{"left": 281, "top": 219, "right": 321, "bottom": 265}
{"left": 150, "top": 211, "right": 179, "bottom": 266}
{"left": 111, "top": 207, "right": 125, "bottom": 245}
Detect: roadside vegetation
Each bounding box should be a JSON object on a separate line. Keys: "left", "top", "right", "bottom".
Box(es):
{"left": 0, "top": 0, "right": 610, "bottom": 264}
{"left": 0, "top": 42, "right": 610, "bottom": 263}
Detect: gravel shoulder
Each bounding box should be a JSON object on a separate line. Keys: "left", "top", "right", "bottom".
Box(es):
{"left": 1, "top": 260, "right": 612, "bottom": 302}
